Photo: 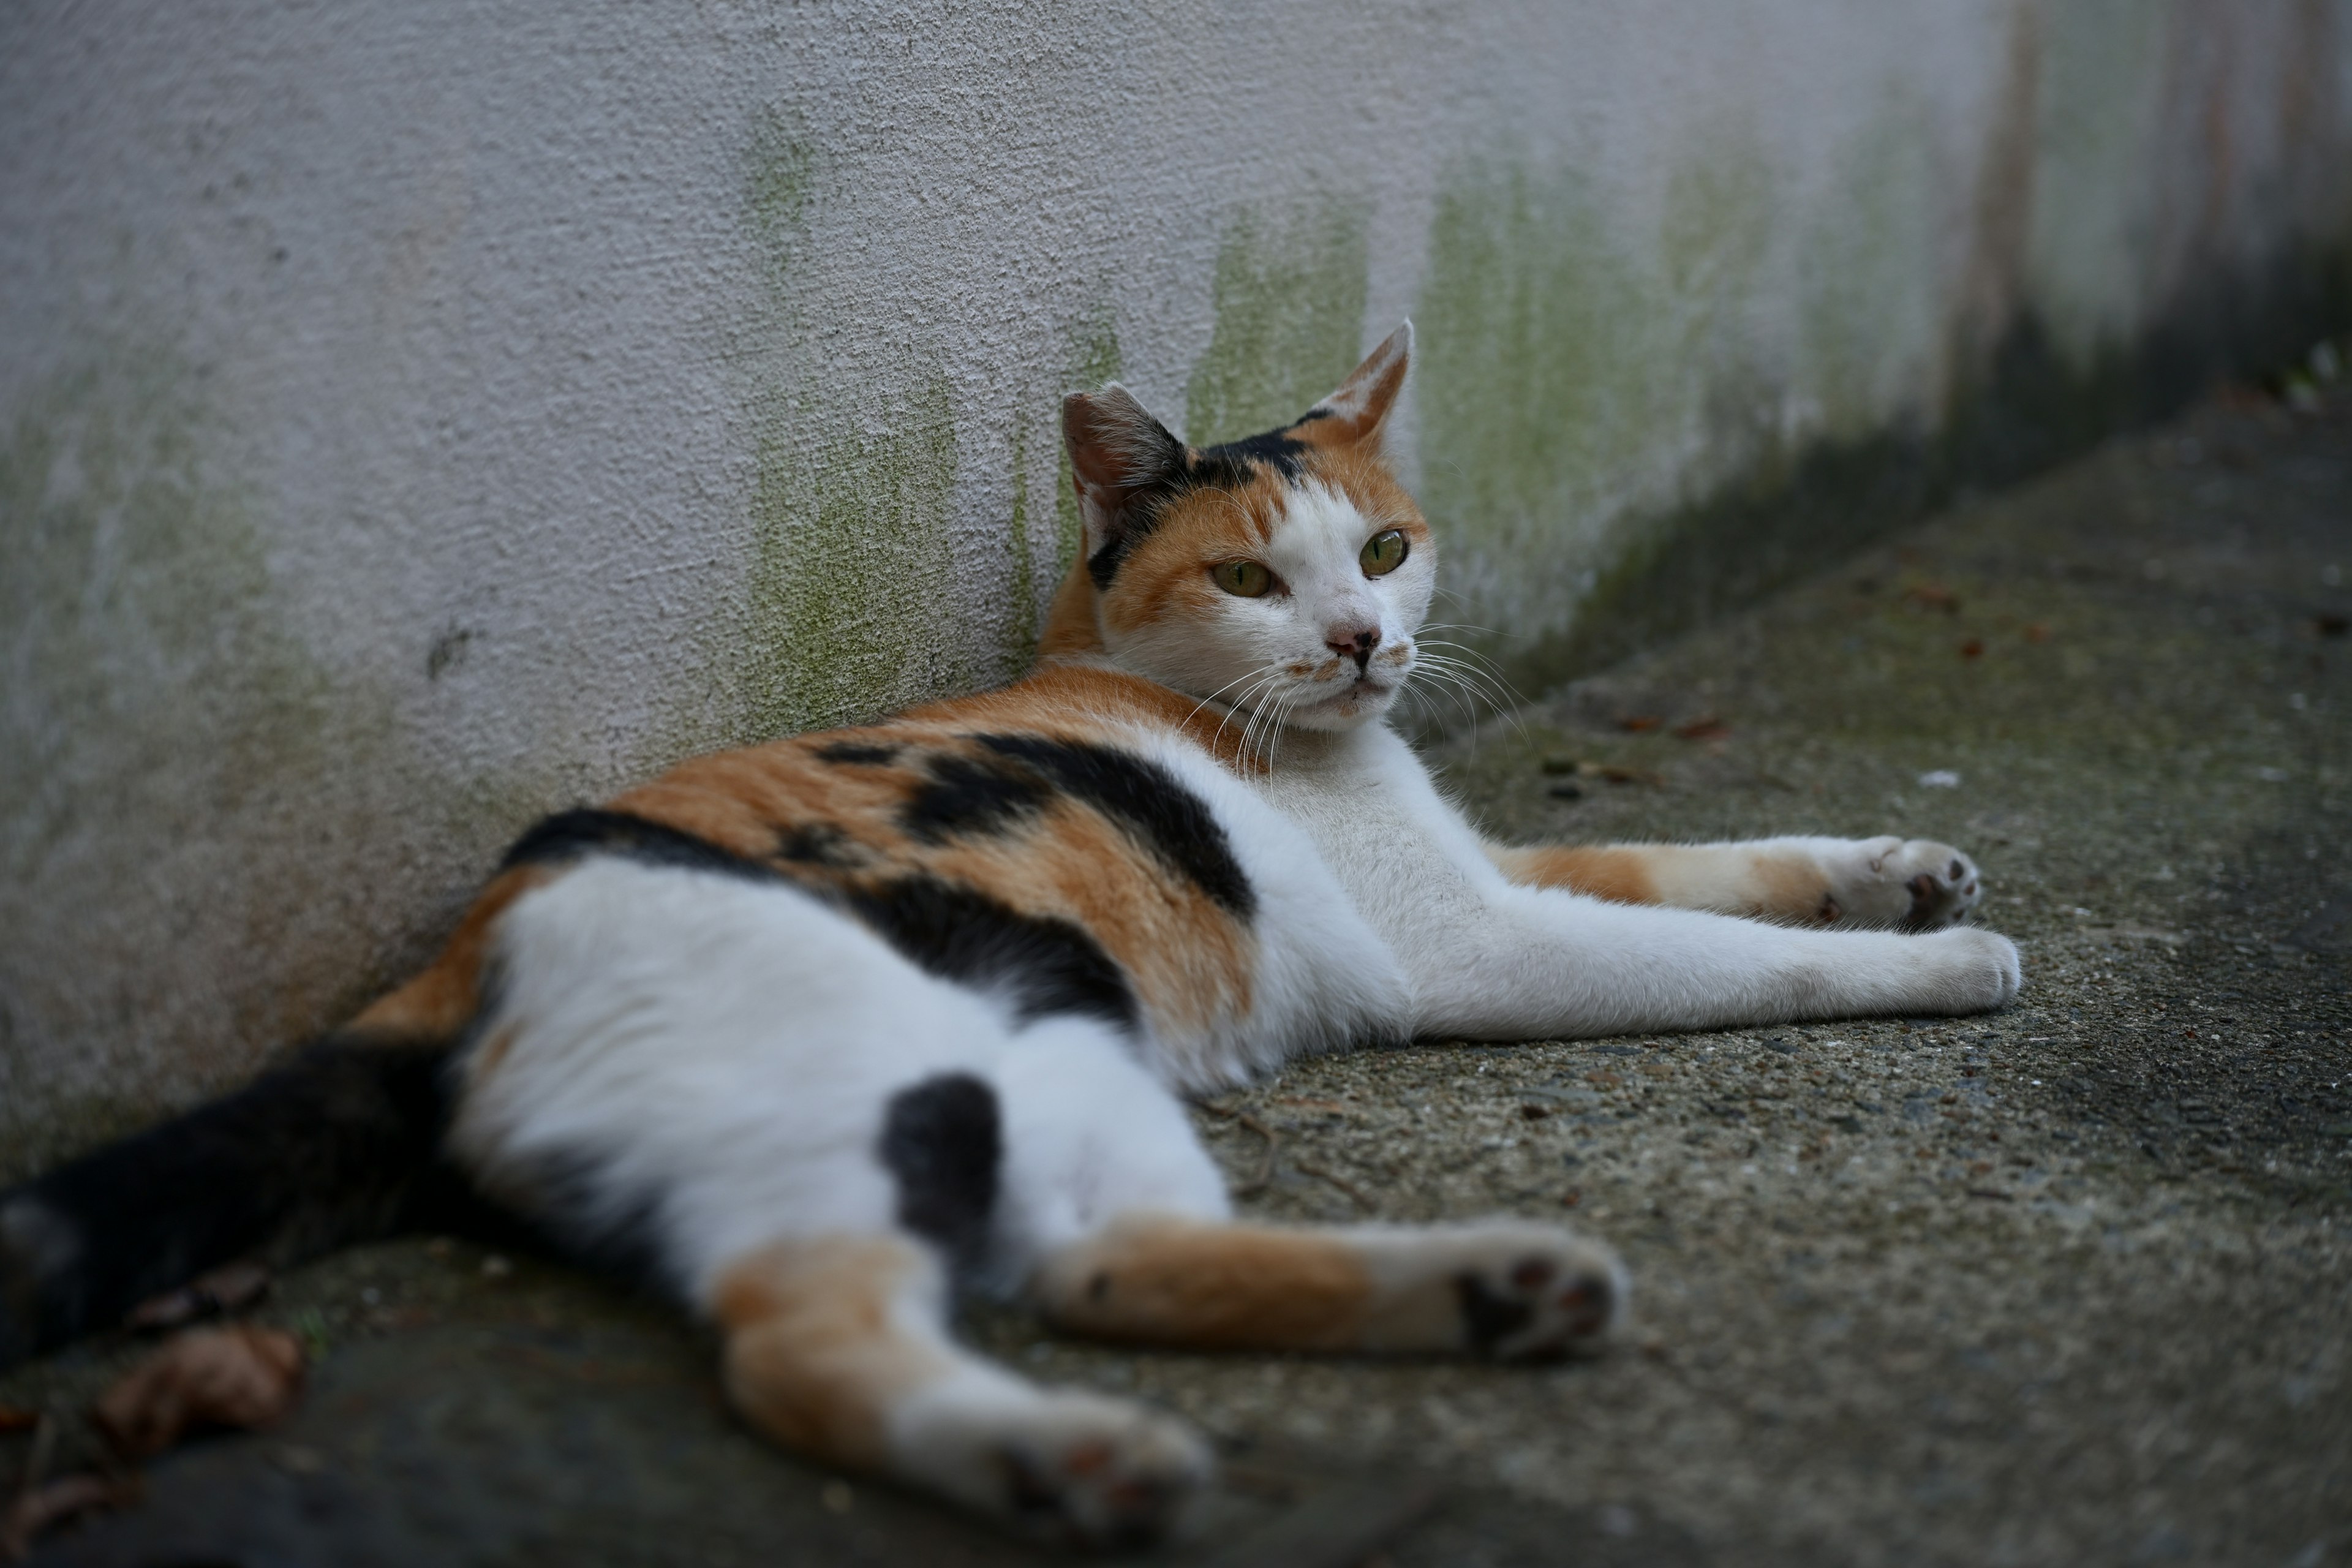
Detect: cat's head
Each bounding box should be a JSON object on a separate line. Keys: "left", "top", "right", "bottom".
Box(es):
{"left": 1046, "top": 323, "right": 1431, "bottom": 733}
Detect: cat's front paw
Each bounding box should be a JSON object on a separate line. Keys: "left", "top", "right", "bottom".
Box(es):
{"left": 1824, "top": 837, "right": 1983, "bottom": 929}
{"left": 905, "top": 1381, "right": 1213, "bottom": 1548}
{"left": 1923, "top": 925, "right": 2022, "bottom": 1011}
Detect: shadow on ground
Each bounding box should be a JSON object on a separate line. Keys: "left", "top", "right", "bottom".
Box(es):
{"left": 6, "top": 382, "right": 2348, "bottom": 1566}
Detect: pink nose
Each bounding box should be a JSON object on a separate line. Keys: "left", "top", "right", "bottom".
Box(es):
{"left": 1327, "top": 628, "right": 1380, "bottom": 671}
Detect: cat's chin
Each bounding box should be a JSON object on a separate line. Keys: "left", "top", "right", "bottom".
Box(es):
{"left": 1284, "top": 682, "right": 1400, "bottom": 732}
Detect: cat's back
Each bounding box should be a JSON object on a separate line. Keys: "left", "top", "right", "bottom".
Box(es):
{"left": 393, "top": 660, "right": 1407, "bottom": 1091}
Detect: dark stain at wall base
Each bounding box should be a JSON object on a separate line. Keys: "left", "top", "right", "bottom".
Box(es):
{"left": 1490, "top": 242, "right": 2352, "bottom": 710}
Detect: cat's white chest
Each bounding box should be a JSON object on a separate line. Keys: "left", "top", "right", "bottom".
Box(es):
{"left": 1238, "top": 726, "right": 1502, "bottom": 1023}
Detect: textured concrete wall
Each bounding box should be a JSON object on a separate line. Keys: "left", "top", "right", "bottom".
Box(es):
{"left": 4, "top": 1, "right": 2350, "bottom": 1156}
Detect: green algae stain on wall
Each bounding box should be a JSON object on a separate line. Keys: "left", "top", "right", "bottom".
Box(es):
{"left": 1414, "top": 157, "right": 1659, "bottom": 624}
{"left": 1657, "top": 141, "right": 1774, "bottom": 318}
{"left": 747, "top": 112, "right": 818, "bottom": 278}
{"left": 1185, "top": 201, "right": 1369, "bottom": 446}
{"left": 1414, "top": 126, "right": 1953, "bottom": 671}
{"left": 1797, "top": 94, "right": 1948, "bottom": 435}
{"left": 0, "top": 355, "right": 337, "bottom": 880}
{"left": 744, "top": 372, "right": 968, "bottom": 737}
{"left": 1005, "top": 417, "right": 1038, "bottom": 658}
{"left": 2022, "top": 0, "right": 2171, "bottom": 364}
{"left": 0, "top": 349, "right": 415, "bottom": 1158}
{"left": 736, "top": 119, "right": 975, "bottom": 737}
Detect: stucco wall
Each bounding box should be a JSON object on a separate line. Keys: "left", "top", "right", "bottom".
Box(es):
{"left": 4, "top": 1, "right": 2350, "bottom": 1158}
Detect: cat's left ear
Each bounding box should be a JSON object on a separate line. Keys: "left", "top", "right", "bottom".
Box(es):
{"left": 1062, "top": 385, "right": 1186, "bottom": 558}
{"left": 1300, "top": 321, "right": 1412, "bottom": 448}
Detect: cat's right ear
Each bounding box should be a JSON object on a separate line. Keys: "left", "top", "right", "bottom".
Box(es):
{"left": 1062, "top": 385, "right": 1186, "bottom": 556}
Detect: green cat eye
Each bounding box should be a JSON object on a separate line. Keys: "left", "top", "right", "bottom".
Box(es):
{"left": 1360, "top": 529, "right": 1409, "bottom": 577}
{"left": 1214, "top": 559, "right": 1274, "bottom": 598}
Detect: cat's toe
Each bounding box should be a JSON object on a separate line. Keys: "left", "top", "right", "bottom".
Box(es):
{"left": 1827, "top": 837, "right": 1983, "bottom": 928}
{"left": 1450, "top": 1224, "right": 1629, "bottom": 1360}
{"left": 990, "top": 1393, "right": 1213, "bottom": 1548}
{"left": 1890, "top": 841, "right": 1982, "bottom": 929}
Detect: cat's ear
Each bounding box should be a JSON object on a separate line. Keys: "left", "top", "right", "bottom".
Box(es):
{"left": 1301, "top": 321, "right": 1412, "bottom": 448}
{"left": 1062, "top": 385, "right": 1186, "bottom": 550}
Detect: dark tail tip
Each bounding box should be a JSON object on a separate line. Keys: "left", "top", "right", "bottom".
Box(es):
{"left": 0, "top": 1035, "right": 456, "bottom": 1371}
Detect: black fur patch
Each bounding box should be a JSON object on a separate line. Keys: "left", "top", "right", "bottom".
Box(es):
{"left": 502, "top": 808, "right": 774, "bottom": 883}
{"left": 1455, "top": 1272, "right": 1534, "bottom": 1352}
{"left": 973, "top": 734, "right": 1256, "bottom": 917}
{"left": 815, "top": 741, "right": 900, "bottom": 766}
{"left": 844, "top": 876, "right": 1139, "bottom": 1029}
{"left": 775, "top": 822, "right": 864, "bottom": 869}
{"left": 877, "top": 1073, "right": 1001, "bottom": 1270}
{"left": 900, "top": 751, "right": 1054, "bottom": 845}
{"left": 1198, "top": 428, "right": 1309, "bottom": 479}
{"left": 0, "top": 1037, "right": 459, "bottom": 1368}
{"left": 1085, "top": 423, "right": 1311, "bottom": 589}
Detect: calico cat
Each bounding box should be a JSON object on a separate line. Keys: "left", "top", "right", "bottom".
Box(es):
{"left": 0, "top": 323, "right": 2017, "bottom": 1546}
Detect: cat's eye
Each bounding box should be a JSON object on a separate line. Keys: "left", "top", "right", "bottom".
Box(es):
{"left": 1213, "top": 559, "right": 1274, "bottom": 598}
{"left": 1360, "top": 529, "right": 1409, "bottom": 577}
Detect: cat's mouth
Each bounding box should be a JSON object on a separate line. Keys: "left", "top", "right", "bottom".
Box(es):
{"left": 1296, "top": 668, "right": 1402, "bottom": 717}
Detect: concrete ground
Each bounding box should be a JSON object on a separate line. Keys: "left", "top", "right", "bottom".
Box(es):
{"left": 7, "top": 376, "right": 2349, "bottom": 1566}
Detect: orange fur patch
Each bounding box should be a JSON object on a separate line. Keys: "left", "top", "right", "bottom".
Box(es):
{"left": 350, "top": 866, "right": 552, "bottom": 1039}
{"left": 1096, "top": 474, "right": 1285, "bottom": 645}
{"left": 1034, "top": 1218, "right": 1373, "bottom": 1351}
{"left": 587, "top": 673, "right": 1264, "bottom": 1037}
{"left": 1038, "top": 563, "right": 1103, "bottom": 657}
{"left": 712, "top": 1236, "right": 951, "bottom": 1470}
{"left": 1487, "top": 845, "right": 1662, "bottom": 906}
{"left": 1747, "top": 851, "right": 1837, "bottom": 921}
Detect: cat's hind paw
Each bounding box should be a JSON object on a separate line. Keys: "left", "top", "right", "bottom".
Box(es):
{"left": 1360, "top": 1221, "right": 1629, "bottom": 1360}
{"left": 1823, "top": 837, "right": 1984, "bottom": 930}
{"left": 904, "top": 1380, "right": 1213, "bottom": 1549}
{"left": 1454, "top": 1229, "right": 1627, "bottom": 1360}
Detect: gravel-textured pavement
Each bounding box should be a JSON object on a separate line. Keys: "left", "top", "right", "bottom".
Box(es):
{"left": 7, "top": 377, "right": 2348, "bottom": 1566}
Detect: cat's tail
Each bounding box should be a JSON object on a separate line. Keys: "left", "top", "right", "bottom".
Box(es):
{"left": 0, "top": 1031, "right": 469, "bottom": 1371}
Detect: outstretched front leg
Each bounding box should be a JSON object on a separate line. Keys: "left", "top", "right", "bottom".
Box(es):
{"left": 1033, "top": 1215, "right": 1625, "bottom": 1360}
{"left": 712, "top": 1234, "right": 1212, "bottom": 1547}
{"left": 1487, "top": 835, "right": 1983, "bottom": 929}
{"left": 1409, "top": 873, "right": 2018, "bottom": 1040}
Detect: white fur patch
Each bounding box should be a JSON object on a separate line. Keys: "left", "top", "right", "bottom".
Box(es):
{"left": 448, "top": 858, "right": 1237, "bottom": 1305}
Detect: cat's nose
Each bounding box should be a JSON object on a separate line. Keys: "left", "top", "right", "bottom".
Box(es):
{"left": 1327, "top": 628, "right": 1381, "bottom": 671}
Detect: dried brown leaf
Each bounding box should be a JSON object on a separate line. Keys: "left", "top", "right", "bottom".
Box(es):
{"left": 1, "top": 1474, "right": 138, "bottom": 1562}
{"left": 92, "top": 1324, "right": 305, "bottom": 1460}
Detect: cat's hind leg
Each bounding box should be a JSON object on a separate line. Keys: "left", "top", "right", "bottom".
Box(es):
{"left": 453, "top": 858, "right": 1213, "bottom": 1545}
{"left": 987, "top": 1019, "right": 1626, "bottom": 1362}
{"left": 711, "top": 1232, "right": 1210, "bottom": 1547}
{"left": 1488, "top": 835, "right": 1983, "bottom": 929}
{"left": 1031, "top": 1215, "right": 1626, "bottom": 1360}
